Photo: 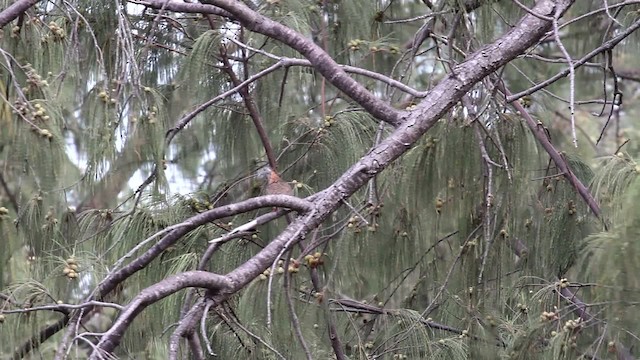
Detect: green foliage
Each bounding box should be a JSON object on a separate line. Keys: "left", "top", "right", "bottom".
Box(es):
{"left": 576, "top": 165, "right": 640, "bottom": 345}
{"left": 2, "top": 1, "right": 640, "bottom": 359}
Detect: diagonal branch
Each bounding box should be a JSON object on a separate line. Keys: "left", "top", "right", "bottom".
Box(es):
{"left": 96, "top": 194, "right": 311, "bottom": 297}
{"left": 55, "top": 194, "right": 311, "bottom": 358}
{"left": 169, "top": 298, "right": 207, "bottom": 360}
{"left": 132, "top": 0, "right": 403, "bottom": 127}
{"left": 498, "top": 83, "right": 604, "bottom": 223}
{"left": 558, "top": 287, "right": 634, "bottom": 360}
{"left": 91, "top": 271, "right": 232, "bottom": 357}
{"left": 77, "top": 0, "right": 576, "bottom": 356}
{"left": 219, "top": 52, "right": 278, "bottom": 170}
{"left": 12, "top": 314, "right": 69, "bottom": 360}
{"left": 165, "top": 56, "right": 426, "bottom": 145}
{"left": 0, "top": 0, "right": 40, "bottom": 28}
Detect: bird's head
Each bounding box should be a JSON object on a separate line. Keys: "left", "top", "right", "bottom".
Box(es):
{"left": 256, "top": 165, "right": 274, "bottom": 181}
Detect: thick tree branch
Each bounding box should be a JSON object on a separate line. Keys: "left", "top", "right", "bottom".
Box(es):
{"left": 56, "top": 194, "right": 310, "bottom": 358}
{"left": 170, "top": 298, "right": 207, "bottom": 360}
{"left": 91, "top": 271, "right": 232, "bottom": 357}
{"left": 80, "top": 0, "right": 576, "bottom": 356}
{"left": 186, "top": 332, "right": 205, "bottom": 360}
{"left": 2, "top": 300, "right": 123, "bottom": 314}
{"left": 12, "top": 315, "right": 68, "bottom": 360}
{"left": 95, "top": 194, "right": 310, "bottom": 296}
{"left": 199, "top": 0, "right": 576, "bottom": 323}
{"left": 132, "top": 0, "right": 403, "bottom": 127}
{"left": 129, "top": 0, "right": 231, "bottom": 18}
{"left": 0, "top": 0, "right": 40, "bottom": 28}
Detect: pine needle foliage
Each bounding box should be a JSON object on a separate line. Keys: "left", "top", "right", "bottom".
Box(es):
{"left": 2, "top": 1, "right": 640, "bottom": 359}
{"left": 575, "top": 160, "right": 640, "bottom": 347}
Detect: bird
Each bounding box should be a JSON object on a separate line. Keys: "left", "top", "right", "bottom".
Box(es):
{"left": 256, "top": 165, "right": 293, "bottom": 196}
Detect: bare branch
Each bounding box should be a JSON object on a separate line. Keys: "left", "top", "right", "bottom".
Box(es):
{"left": 105, "top": 194, "right": 311, "bottom": 281}
{"left": 220, "top": 52, "right": 278, "bottom": 170}
{"left": 58, "top": 195, "right": 311, "bottom": 358}
{"left": 170, "top": 299, "right": 207, "bottom": 360}
{"left": 12, "top": 315, "right": 69, "bottom": 360}
{"left": 2, "top": 300, "right": 123, "bottom": 314}
{"left": 499, "top": 83, "right": 604, "bottom": 223}
{"left": 0, "top": 0, "right": 40, "bottom": 28}
{"left": 69, "top": 1, "right": 577, "bottom": 357}
{"left": 283, "top": 255, "right": 313, "bottom": 360}
{"left": 508, "top": 17, "right": 640, "bottom": 102}
{"left": 92, "top": 271, "right": 232, "bottom": 357}
{"left": 186, "top": 332, "right": 205, "bottom": 360}
{"left": 132, "top": 0, "right": 403, "bottom": 127}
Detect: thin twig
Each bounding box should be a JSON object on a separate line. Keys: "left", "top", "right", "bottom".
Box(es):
{"left": 499, "top": 82, "right": 604, "bottom": 225}
{"left": 474, "top": 123, "right": 495, "bottom": 284}
{"left": 266, "top": 210, "right": 317, "bottom": 329}
{"left": 169, "top": 299, "right": 206, "bottom": 360}
{"left": 552, "top": 5, "right": 577, "bottom": 147}
{"left": 507, "top": 17, "right": 640, "bottom": 103}
{"left": 2, "top": 300, "right": 123, "bottom": 314}
{"left": 220, "top": 50, "right": 278, "bottom": 170}
{"left": 383, "top": 9, "right": 451, "bottom": 24}
{"left": 200, "top": 299, "right": 217, "bottom": 357}
{"left": 227, "top": 309, "right": 287, "bottom": 360}
{"left": 283, "top": 252, "right": 313, "bottom": 360}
